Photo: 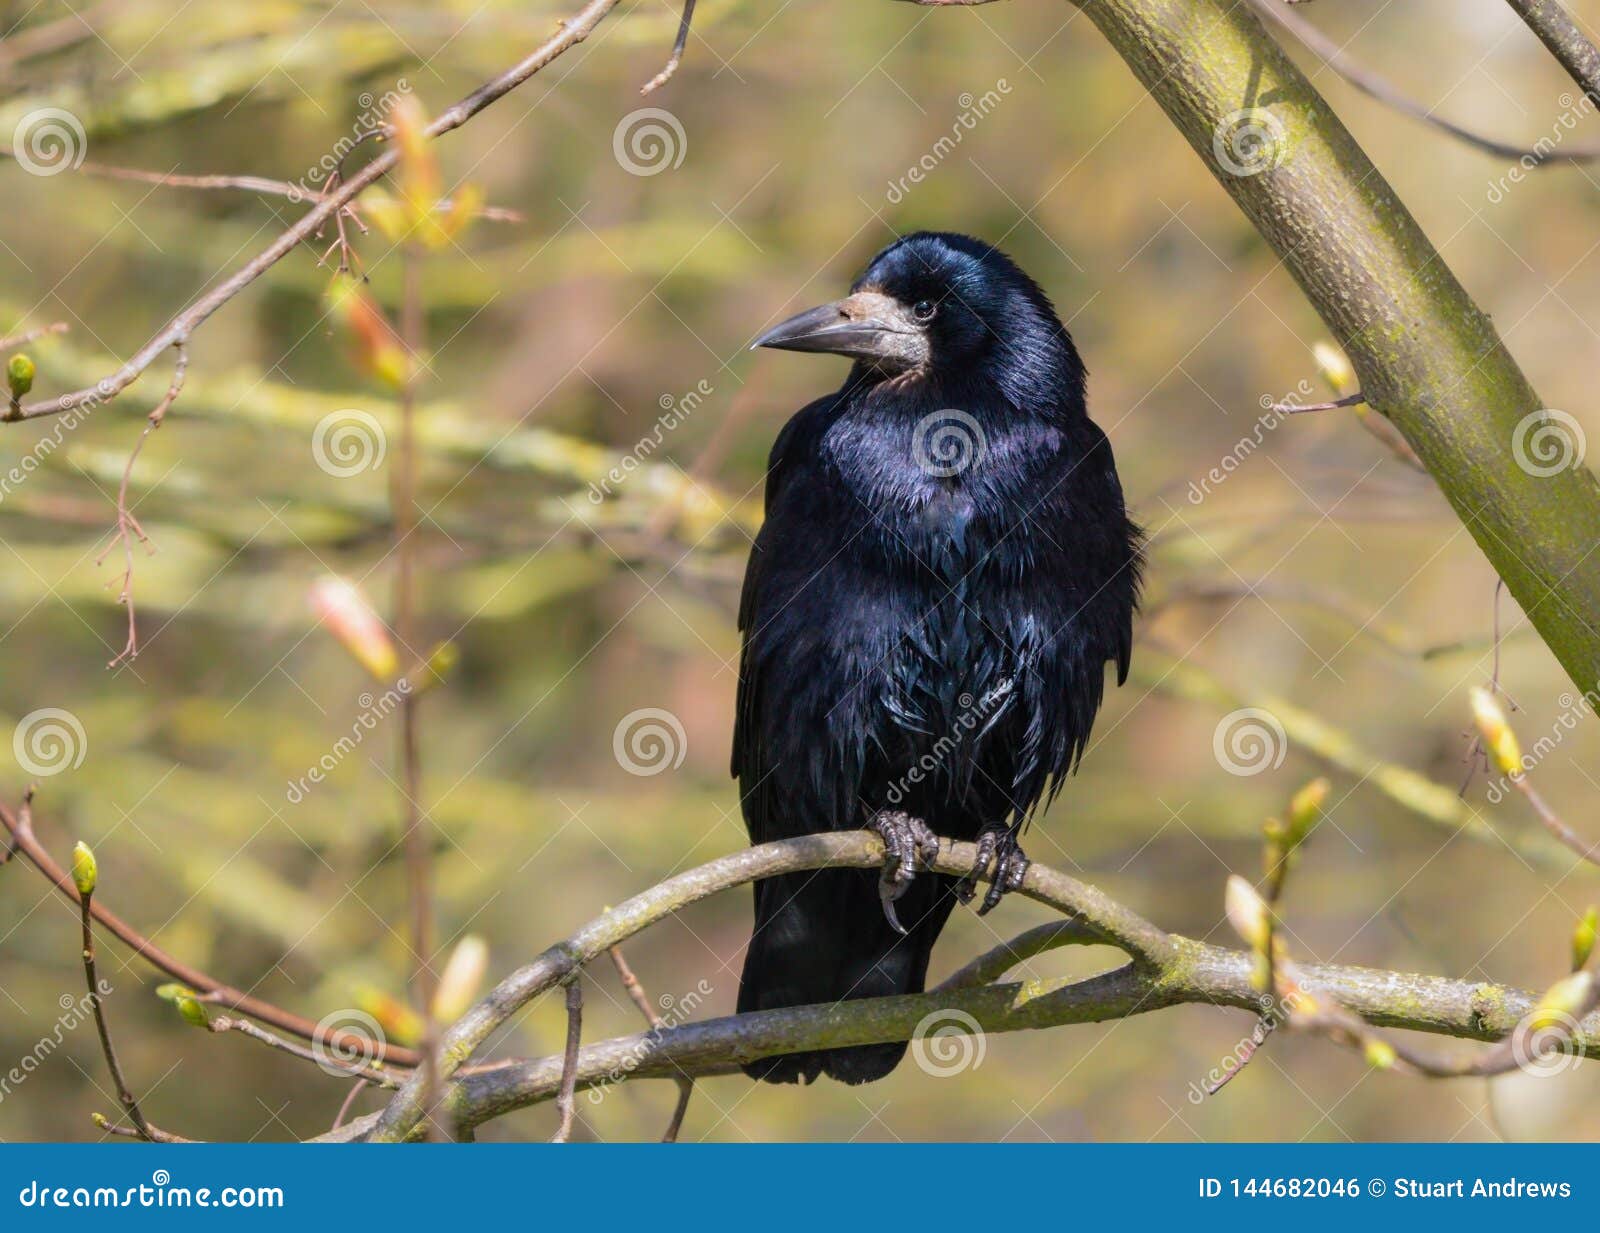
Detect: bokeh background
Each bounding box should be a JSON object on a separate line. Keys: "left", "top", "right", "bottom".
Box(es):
{"left": 3, "top": 0, "right": 1600, "bottom": 1143}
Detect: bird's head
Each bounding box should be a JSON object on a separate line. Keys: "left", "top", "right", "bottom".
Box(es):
{"left": 751, "top": 231, "right": 1079, "bottom": 401}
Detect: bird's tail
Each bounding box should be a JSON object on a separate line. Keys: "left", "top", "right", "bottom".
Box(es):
{"left": 737, "top": 867, "right": 959, "bottom": 1085}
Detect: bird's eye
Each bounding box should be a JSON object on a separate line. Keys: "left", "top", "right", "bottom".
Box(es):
{"left": 912, "top": 299, "right": 937, "bottom": 322}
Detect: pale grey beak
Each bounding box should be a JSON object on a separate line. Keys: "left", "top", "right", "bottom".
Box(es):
{"left": 751, "top": 292, "right": 928, "bottom": 368}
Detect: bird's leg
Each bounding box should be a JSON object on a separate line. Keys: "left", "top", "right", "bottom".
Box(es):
{"left": 955, "top": 823, "right": 1029, "bottom": 916}
{"left": 869, "top": 810, "right": 942, "bottom": 935}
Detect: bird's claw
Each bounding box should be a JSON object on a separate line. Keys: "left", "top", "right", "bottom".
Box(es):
{"left": 870, "top": 810, "right": 941, "bottom": 935}
{"left": 956, "top": 826, "right": 1029, "bottom": 916}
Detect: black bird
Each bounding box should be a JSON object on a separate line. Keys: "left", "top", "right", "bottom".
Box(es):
{"left": 733, "top": 232, "right": 1142, "bottom": 1085}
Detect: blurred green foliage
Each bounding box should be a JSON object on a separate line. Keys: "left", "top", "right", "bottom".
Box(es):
{"left": 3, "top": 0, "right": 1600, "bottom": 1142}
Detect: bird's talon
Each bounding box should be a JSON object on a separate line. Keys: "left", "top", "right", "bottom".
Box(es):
{"left": 870, "top": 810, "right": 939, "bottom": 931}
{"left": 962, "top": 826, "right": 1028, "bottom": 916}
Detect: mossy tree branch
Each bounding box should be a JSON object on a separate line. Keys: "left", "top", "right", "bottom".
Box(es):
{"left": 1067, "top": 0, "right": 1600, "bottom": 691}
{"left": 352, "top": 832, "right": 1596, "bottom": 1143}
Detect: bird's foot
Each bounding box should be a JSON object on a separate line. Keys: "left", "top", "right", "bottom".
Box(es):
{"left": 870, "top": 810, "right": 942, "bottom": 935}
{"left": 955, "top": 825, "right": 1029, "bottom": 916}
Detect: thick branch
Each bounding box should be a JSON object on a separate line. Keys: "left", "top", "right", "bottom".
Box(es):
{"left": 366, "top": 832, "right": 1174, "bottom": 1141}
{"left": 1070, "top": 0, "right": 1600, "bottom": 692}
{"left": 327, "top": 936, "right": 1594, "bottom": 1141}
{"left": 1505, "top": 0, "right": 1600, "bottom": 104}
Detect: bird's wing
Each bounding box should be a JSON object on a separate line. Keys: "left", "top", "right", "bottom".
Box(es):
{"left": 731, "top": 393, "right": 842, "bottom": 809}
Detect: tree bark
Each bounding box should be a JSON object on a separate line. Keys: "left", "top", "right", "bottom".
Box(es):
{"left": 1070, "top": 0, "right": 1600, "bottom": 691}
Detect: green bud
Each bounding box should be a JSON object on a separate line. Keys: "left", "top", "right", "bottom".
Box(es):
{"left": 1532, "top": 971, "right": 1596, "bottom": 1028}
{"left": 175, "top": 996, "right": 210, "bottom": 1028}
{"left": 154, "top": 982, "right": 197, "bottom": 1002}
{"left": 1287, "top": 778, "right": 1329, "bottom": 844}
{"left": 1573, "top": 907, "right": 1597, "bottom": 972}
{"left": 70, "top": 841, "right": 97, "bottom": 897}
{"left": 1364, "top": 1038, "right": 1397, "bottom": 1070}
{"left": 8, "top": 353, "right": 35, "bottom": 399}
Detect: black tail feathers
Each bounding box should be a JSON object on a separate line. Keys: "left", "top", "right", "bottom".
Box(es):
{"left": 737, "top": 868, "right": 959, "bottom": 1085}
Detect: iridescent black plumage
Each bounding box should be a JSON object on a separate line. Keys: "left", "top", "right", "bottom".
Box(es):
{"left": 733, "top": 232, "right": 1142, "bottom": 1084}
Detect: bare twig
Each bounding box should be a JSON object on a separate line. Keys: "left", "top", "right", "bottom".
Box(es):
{"left": 641, "top": 0, "right": 697, "bottom": 94}
{"left": 608, "top": 945, "right": 694, "bottom": 1141}
{"left": 79, "top": 878, "right": 153, "bottom": 1139}
{"left": 0, "top": 322, "right": 68, "bottom": 352}
{"left": 550, "top": 978, "right": 583, "bottom": 1143}
{"left": 333, "top": 1078, "right": 372, "bottom": 1132}
{"left": 0, "top": 799, "right": 424, "bottom": 1067}
{"left": 1274, "top": 391, "right": 1365, "bottom": 415}
{"left": 97, "top": 341, "right": 187, "bottom": 669}
{"left": 1251, "top": 0, "right": 1600, "bottom": 163}
{"left": 4, "top": 0, "right": 622, "bottom": 427}
{"left": 206, "top": 1014, "right": 399, "bottom": 1088}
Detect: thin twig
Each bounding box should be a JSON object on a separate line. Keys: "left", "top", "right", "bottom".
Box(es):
{"left": 80, "top": 883, "right": 153, "bottom": 1140}
{"left": 207, "top": 1014, "right": 399, "bottom": 1087}
{"left": 608, "top": 945, "right": 695, "bottom": 1141}
{"left": 0, "top": 798, "right": 424, "bottom": 1067}
{"left": 641, "top": 0, "right": 697, "bottom": 94}
{"left": 551, "top": 978, "right": 583, "bottom": 1143}
{"left": 4, "top": 0, "right": 621, "bottom": 426}
{"left": 0, "top": 322, "right": 68, "bottom": 351}
{"left": 1274, "top": 391, "right": 1365, "bottom": 415}
{"left": 97, "top": 341, "right": 187, "bottom": 669}
{"left": 333, "top": 1078, "right": 371, "bottom": 1132}
{"left": 1252, "top": 0, "right": 1600, "bottom": 163}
